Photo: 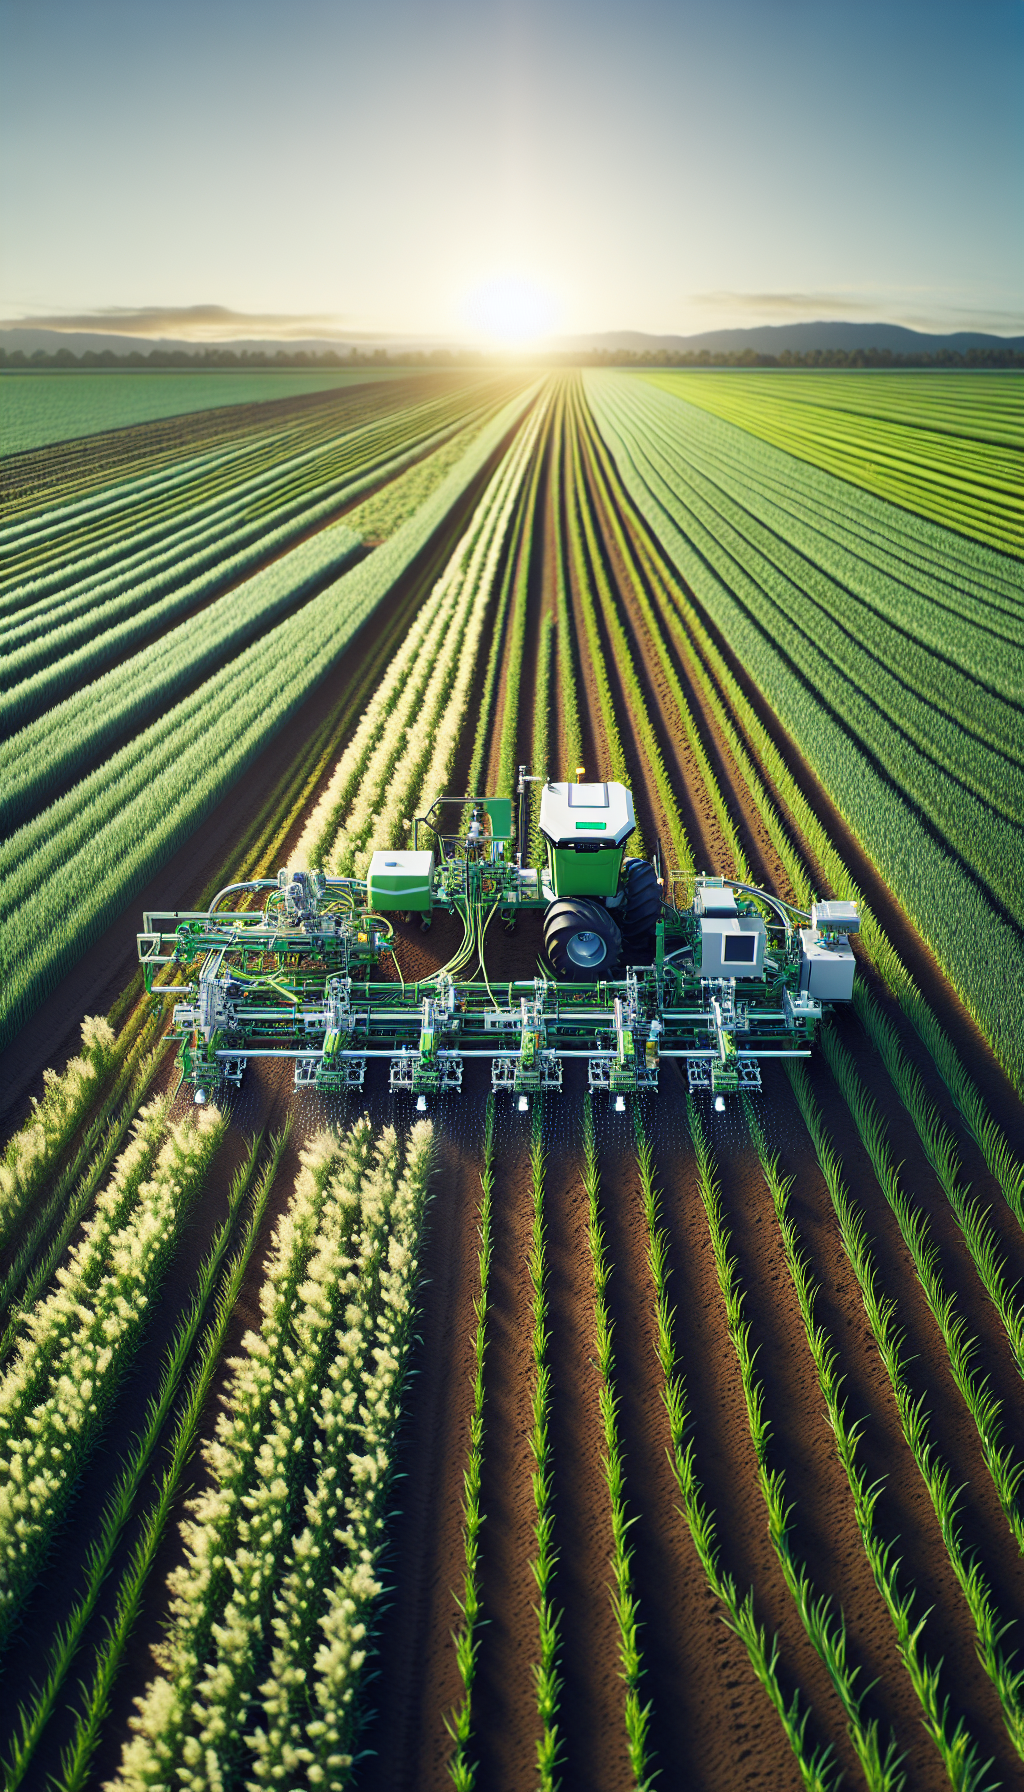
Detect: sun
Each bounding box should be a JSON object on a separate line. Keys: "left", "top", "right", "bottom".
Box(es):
{"left": 463, "top": 274, "right": 558, "bottom": 348}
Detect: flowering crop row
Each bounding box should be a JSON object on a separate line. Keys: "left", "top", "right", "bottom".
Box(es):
{"left": 2, "top": 1128, "right": 286, "bottom": 1792}
{"left": 0, "top": 1016, "right": 167, "bottom": 1347}
{"left": 0, "top": 1100, "right": 226, "bottom": 1650}
{"left": 0, "top": 1014, "right": 116, "bottom": 1250}
{"left": 248, "top": 1118, "right": 435, "bottom": 1787}
{"left": 0, "top": 1095, "right": 171, "bottom": 1439}
{"left": 112, "top": 1113, "right": 434, "bottom": 1792}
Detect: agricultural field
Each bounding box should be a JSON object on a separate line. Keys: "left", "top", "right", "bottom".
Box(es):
{"left": 0, "top": 366, "right": 1022, "bottom": 1792}
{"left": 0, "top": 367, "right": 411, "bottom": 459}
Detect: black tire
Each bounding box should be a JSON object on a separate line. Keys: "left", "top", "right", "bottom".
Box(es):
{"left": 620, "top": 857, "right": 661, "bottom": 963}
{"left": 544, "top": 898, "right": 622, "bottom": 981}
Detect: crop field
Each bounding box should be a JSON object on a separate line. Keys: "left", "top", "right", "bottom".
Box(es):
{"left": 0, "top": 367, "right": 413, "bottom": 459}
{"left": 0, "top": 366, "right": 1022, "bottom": 1792}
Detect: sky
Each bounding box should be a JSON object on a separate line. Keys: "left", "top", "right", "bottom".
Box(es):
{"left": 1, "top": 0, "right": 1021, "bottom": 345}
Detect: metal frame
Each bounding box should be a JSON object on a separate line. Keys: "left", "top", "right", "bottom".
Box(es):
{"left": 138, "top": 784, "right": 854, "bottom": 1107}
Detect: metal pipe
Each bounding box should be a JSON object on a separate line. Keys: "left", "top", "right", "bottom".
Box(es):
{"left": 213, "top": 1046, "right": 811, "bottom": 1063}
{"left": 207, "top": 880, "right": 276, "bottom": 914}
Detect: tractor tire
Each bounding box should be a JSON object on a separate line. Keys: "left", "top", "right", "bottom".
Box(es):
{"left": 544, "top": 898, "right": 623, "bottom": 981}
{"left": 620, "top": 857, "right": 661, "bottom": 964}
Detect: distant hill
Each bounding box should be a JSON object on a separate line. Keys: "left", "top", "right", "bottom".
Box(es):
{"left": 1, "top": 319, "right": 1021, "bottom": 366}
{"left": 0, "top": 327, "right": 418, "bottom": 358}
{"left": 558, "top": 322, "right": 1024, "bottom": 356}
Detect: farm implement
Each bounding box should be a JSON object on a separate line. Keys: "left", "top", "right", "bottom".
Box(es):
{"left": 138, "top": 773, "right": 859, "bottom": 1109}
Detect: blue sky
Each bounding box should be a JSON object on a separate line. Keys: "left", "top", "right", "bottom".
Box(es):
{"left": 1, "top": 0, "right": 1021, "bottom": 340}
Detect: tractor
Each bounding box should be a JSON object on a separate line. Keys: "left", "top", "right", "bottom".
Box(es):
{"left": 138, "top": 770, "right": 859, "bottom": 1110}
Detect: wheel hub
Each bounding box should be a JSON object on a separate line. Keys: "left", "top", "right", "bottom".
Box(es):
{"left": 566, "top": 930, "right": 608, "bottom": 968}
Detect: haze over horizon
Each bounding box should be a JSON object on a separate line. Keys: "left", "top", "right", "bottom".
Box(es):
{"left": 1, "top": 0, "right": 1021, "bottom": 348}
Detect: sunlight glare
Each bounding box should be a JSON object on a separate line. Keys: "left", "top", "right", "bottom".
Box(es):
{"left": 464, "top": 274, "right": 557, "bottom": 347}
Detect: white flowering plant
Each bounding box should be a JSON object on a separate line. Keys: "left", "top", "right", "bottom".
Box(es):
{"left": 0, "top": 1100, "right": 224, "bottom": 1651}
{"left": 0, "top": 1015, "right": 117, "bottom": 1247}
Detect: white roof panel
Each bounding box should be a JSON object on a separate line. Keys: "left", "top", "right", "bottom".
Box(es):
{"left": 539, "top": 780, "right": 635, "bottom": 847}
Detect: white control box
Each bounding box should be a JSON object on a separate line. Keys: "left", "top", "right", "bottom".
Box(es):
{"left": 798, "top": 929, "right": 855, "bottom": 1002}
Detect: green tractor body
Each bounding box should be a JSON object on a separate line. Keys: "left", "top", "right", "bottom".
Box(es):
{"left": 538, "top": 781, "right": 635, "bottom": 898}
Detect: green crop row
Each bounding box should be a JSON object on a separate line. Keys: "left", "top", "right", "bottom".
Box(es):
{"left": 661, "top": 370, "right": 1024, "bottom": 445}
{"left": 632, "top": 1124, "right": 835, "bottom": 1790}
{"left": 820, "top": 1021, "right": 1024, "bottom": 1551}
{"left": 590, "top": 379, "right": 1024, "bottom": 916}
{"left": 1, "top": 520, "right": 362, "bottom": 828}
{"left": 686, "top": 1099, "right": 895, "bottom": 1789}
{"left": 527, "top": 1105, "right": 563, "bottom": 1788}
{"left": 1, "top": 391, "right": 506, "bottom": 721}
{"left": 587, "top": 372, "right": 1024, "bottom": 1092}
{"left": 791, "top": 1064, "right": 1024, "bottom": 1773}
{"left": 445, "top": 1096, "right": 494, "bottom": 1790}
{"left": 0, "top": 366, "right": 407, "bottom": 461}
{"left": 645, "top": 371, "right": 1024, "bottom": 554}
{"left": 582, "top": 1096, "right": 655, "bottom": 1787}
{"left": 744, "top": 1102, "right": 996, "bottom": 1788}
{"left": 1, "top": 376, "right": 499, "bottom": 590}
{"left": 0, "top": 385, "right": 538, "bottom": 1049}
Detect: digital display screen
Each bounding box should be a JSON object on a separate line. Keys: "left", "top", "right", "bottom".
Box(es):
{"left": 723, "top": 933, "right": 757, "bottom": 963}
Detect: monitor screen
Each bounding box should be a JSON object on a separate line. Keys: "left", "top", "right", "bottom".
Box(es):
{"left": 723, "top": 933, "right": 757, "bottom": 964}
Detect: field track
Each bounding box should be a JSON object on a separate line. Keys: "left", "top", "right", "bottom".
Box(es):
{"left": 1, "top": 370, "right": 1022, "bottom": 1792}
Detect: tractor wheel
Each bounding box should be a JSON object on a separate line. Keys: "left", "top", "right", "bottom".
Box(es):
{"left": 620, "top": 857, "right": 661, "bottom": 964}
{"left": 544, "top": 898, "right": 622, "bottom": 981}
